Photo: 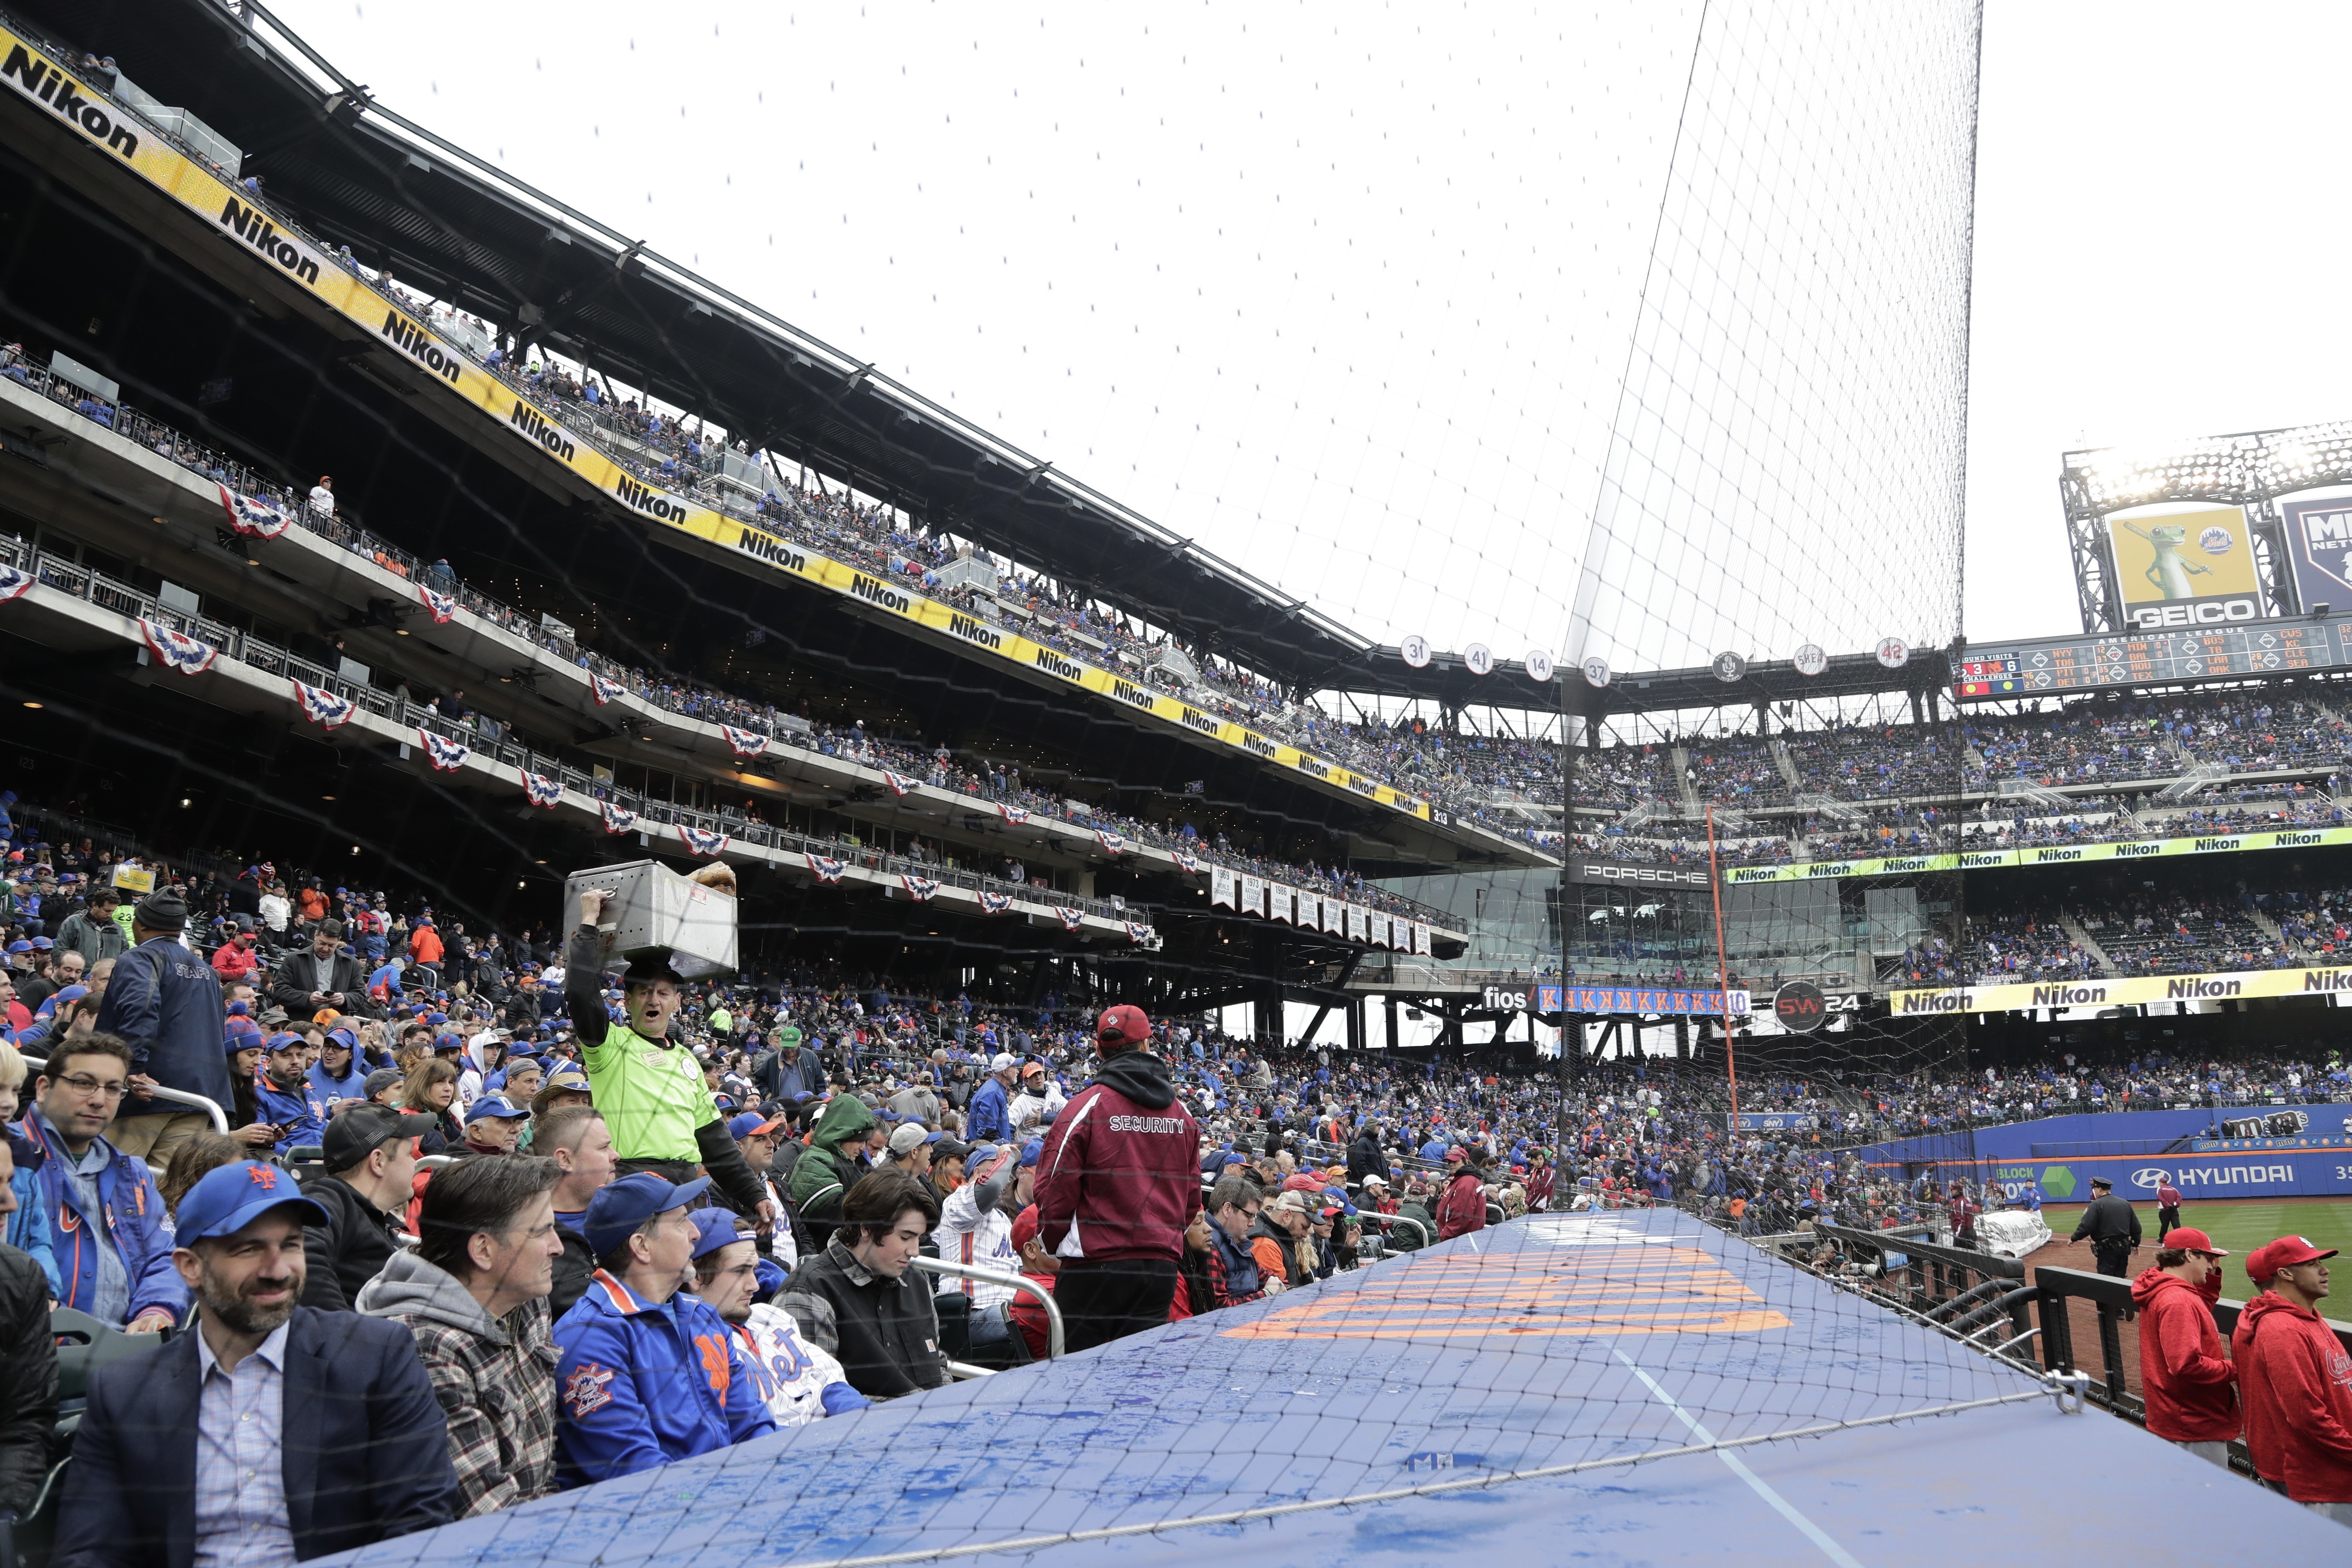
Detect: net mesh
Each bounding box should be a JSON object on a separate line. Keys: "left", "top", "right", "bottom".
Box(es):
{"left": 0, "top": 1, "right": 2098, "bottom": 1563}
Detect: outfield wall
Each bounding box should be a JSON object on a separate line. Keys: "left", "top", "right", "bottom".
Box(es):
{"left": 1853, "top": 1107, "right": 2352, "bottom": 1202}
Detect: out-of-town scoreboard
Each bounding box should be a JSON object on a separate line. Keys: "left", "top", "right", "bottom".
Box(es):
{"left": 1954, "top": 624, "right": 2342, "bottom": 698}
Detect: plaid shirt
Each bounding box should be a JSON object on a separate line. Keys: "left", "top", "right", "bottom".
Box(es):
{"left": 390, "top": 1295, "right": 560, "bottom": 1517}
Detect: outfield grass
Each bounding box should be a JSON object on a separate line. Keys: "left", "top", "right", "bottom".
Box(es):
{"left": 2040, "top": 1198, "right": 2352, "bottom": 1265}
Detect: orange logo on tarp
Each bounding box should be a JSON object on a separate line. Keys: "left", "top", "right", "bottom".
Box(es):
{"left": 1219, "top": 1246, "right": 1790, "bottom": 1340}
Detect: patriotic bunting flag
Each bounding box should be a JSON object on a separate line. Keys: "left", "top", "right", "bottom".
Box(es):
{"left": 418, "top": 729, "right": 470, "bottom": 771}
{"left": 217, "top": 484, "right": 294, "bottom": 539}
{"left": 419, "top": 585, "right": 458, "bottom": 624}
{"left": 1171, "top": 849, "right": 1200, "bottom": 874}
{"left": 1124, "top": 922, "right": 1154, "bottom": 944}
{"left": 0, "top": 563, "right": 30, "bottom": 603}
{"left": 721, "top": 726, "right": 769, "bottom": 757}
{"left": 677, "top": 824, "right": 729, "bottom": 858}
{"left": 600, "top": 801, "right": 637, "bottom": 834}
{"left": 521, "top": 772, "right": 562, "bottom": 808}
{"left": 138, "top": 619, "right": 217, "bottom": 676}
{"left": 998, "top": 803, "right": 1030, "bottom": 826}
{"left": 1096, "top": 830, "right": 1128, "bottom": 856}
{"left": 590, "top": 673, "right": 625, "bottom": 706}
{"left": 1055, "top": 907, "right": 1084, "bottom": 932}
{"left": 978, "top": 891, "right": 1013, "bottom": 914}
{"left": 880, "top": 770, "right": 915, "bottom": 797}
{"left": 900, "top": 874, "right": 940, "bottom": 902}
{"left": 290, "top": 679, "right": 354, "bottom": 729}
{"left": 807, "top": 853, "right": 847, "bottom": 884}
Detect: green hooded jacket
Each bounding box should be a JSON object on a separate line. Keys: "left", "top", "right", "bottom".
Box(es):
{"left": 785, "top": 1094, "right": 877, "bottom": 1216}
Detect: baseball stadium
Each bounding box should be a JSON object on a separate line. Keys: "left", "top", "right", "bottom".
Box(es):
{"left": 0, "top": 1, "right": 2347, "bottom": 1565}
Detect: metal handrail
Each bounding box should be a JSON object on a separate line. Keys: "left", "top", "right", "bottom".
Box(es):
{"left": 1358, "top": 1212, "right": 1429, "bottom": 1250}
{"left": 913, "top": 1255, "right": 1065, "bottom": 1360}
{"left": 20, "top": 1052, "right": 230, "bottom": 1135}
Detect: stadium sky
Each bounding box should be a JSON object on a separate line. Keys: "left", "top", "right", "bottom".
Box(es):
{"left": 270, "top": 0, "right": 2352, "bottom": 679}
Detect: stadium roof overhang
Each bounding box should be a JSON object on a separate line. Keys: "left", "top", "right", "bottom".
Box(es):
{"left": 49, "top": 0, "right": 1382, "bottom": 692}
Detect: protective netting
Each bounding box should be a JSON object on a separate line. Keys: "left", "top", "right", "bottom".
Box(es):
{"left": 0, "top": 2, "right": 2121, "bottom": 1565}
{"left": 1564, "top": 0, "right": 1981, "bottom": 679}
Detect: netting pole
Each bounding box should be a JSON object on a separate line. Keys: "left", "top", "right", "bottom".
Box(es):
{"left": 1704, "top": 804, "right": 1739, "bottom": 1127}
{"left": 1558, "top": 669, "right": 1577, "bottom": 1201}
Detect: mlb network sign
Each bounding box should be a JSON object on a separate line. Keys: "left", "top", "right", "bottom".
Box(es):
{"left": 2282, "top": 496, "right": 2352, "bottom": 619}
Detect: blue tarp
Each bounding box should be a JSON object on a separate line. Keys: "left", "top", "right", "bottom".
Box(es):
{"left": 322, "top": 1208, "right": 2340, "bottom": 1566}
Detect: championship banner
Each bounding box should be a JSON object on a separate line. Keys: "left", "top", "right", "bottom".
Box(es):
{"left": 218, "top": 484, "right": 293, "bottom": 539}
{"left": 721, "top": 726, "right": 769, "bottom": 757}
{"left": 1211, "top": 867, "right": 1236, "bottom": 909}
{"left": 1344, "top": 905, "right": 1362, "bottom": 943}
{"left": 978, "top": 891, "right": 1013, "bottom": 914}
{"left": 1890, "top": 964, "right": 2352, "bottom": 1017}
{"left": 677, "top": 823, "right": 728, "bottom": 858}
{"left": 1556, "top": 985, "right": 1753, "bottom": 1017}
{"left": 418, "top": 585, "right": 458, "bottom": 624}
{"left": 138, "top": 618, "right": 217, "bottom": 676}
{"left": 520, "top": 771, "right": 562, "bottom": 808}
{"left": 1414, "top": 922, "right": 1430, "bottom": 956}
{"left": 998, "top": 803, "right": 1030, "bottom": 827}
{"left": 900, "top": 874, "right": 940, "bottom": 901}
{"left": 1125, "top": 922, "right": 1153, "bottom": 944}
{"left": 2106, "top": 505, "right": 2263, "bottom": 632}
{"left": 1055, "top": 907, "right": 1084, "bottom": 932}
{"left": 1096, "top": 830, "right": 1128, "bottom": 856}
{"left": 589, "top": 673, "right": 625, "bottom": 706}
{"left": 418, "top": 729, "right": 469, "bottom": 771}
{"left": 807, "top": 853, "right": 846, "bottom": 883}
{"left": 1273, "top": 886, "right": 1293, "bottom": 924}
{"left": 290, "top": 679, "right": 353, "bottom": 729}
{"left": 600, "top": 801, "right": 637, "bottom": 834}
{"left": 881, "top": 770, "right": 915, "bottom": 797}
{"left": 0, "top": 562, "right": 29, "bottom": 602}
{"left": 1171, "top": 848, "right": 1200, "bottom": 874}
{"left": 1240, "top": 874, "right": 1264, "bottom": 916}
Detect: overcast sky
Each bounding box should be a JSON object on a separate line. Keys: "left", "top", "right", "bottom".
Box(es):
{"left": 270, "top": 0, "right": 2352, "bottom": 679}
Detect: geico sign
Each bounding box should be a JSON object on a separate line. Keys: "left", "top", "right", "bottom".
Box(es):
{"left": 2128, "top": 600, "right": 2257, "bottom": 629}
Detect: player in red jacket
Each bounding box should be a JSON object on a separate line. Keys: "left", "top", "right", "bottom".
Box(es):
{"left": 2236, "top": 1235, "right": 2352, "bottom": 1519}
{"left": 2128, "top": 1227, "right": 2237, "bottom": 1464}
{"left": 1035, "top": 1004, "right": 1200, "bottom": 1352}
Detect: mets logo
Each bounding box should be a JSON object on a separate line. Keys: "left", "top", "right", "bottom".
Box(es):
{"left": 564, "top": 1363, "right": 616, "bottom": 1418}
{"left": 245, "top": 1164, "right": 281, "bottom": 1190}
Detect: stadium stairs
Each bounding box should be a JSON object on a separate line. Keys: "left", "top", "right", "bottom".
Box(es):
{"left": 2057, "top": 913, "right": 2116, "bottom": 977}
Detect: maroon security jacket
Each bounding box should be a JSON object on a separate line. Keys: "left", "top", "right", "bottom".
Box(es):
{"left": 1035, "top": 1050, "right": 1200, "bottom": 1263}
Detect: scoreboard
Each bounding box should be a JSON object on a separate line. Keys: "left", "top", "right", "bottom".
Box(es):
{"left": 1954, "top": 623, "right": 2342, "bottom": 698}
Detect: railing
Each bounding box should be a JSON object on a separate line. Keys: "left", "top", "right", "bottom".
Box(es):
{"left": 2, "top": 534, "right": 1141, "bottom": 924}
{"left": 2033, "top": 1263, "right": 2352, "bottom": 1412}
{"left": 913, "top": 1255, "right": 1064, "bottom": 1361}
{"left": 19, "top": 1052, "right": 231, "bottom": 1134}
{"left": 6, "top": 363, "right": 1468, "bottom": 934}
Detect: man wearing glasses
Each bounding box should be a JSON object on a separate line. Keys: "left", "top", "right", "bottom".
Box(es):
{"left": 1203, "top": 1174, "right": 1279, "bottom": 1308}
{"left": 9, "top": 1034, "right": 185, "bottom": 1330}
{"left": 2237, "top": 1236, "right": 2352, "bottom": 1524}
{"left": 357, "top": 1155, "right": 568, "bottom": 1517}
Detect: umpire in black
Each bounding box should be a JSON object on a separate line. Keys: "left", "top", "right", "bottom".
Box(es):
{"left": 2069, "top": 1175, "right": 2141, "bottom": 1277}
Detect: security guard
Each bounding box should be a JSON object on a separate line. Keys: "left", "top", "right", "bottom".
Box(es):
{"left": 2070, "top": 1174, "right": 2142, "bottom": 1277}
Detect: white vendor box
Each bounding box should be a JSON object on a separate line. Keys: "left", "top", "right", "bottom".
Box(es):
{"left": 563, "top": 858, "right": 738, "bottom": 980}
